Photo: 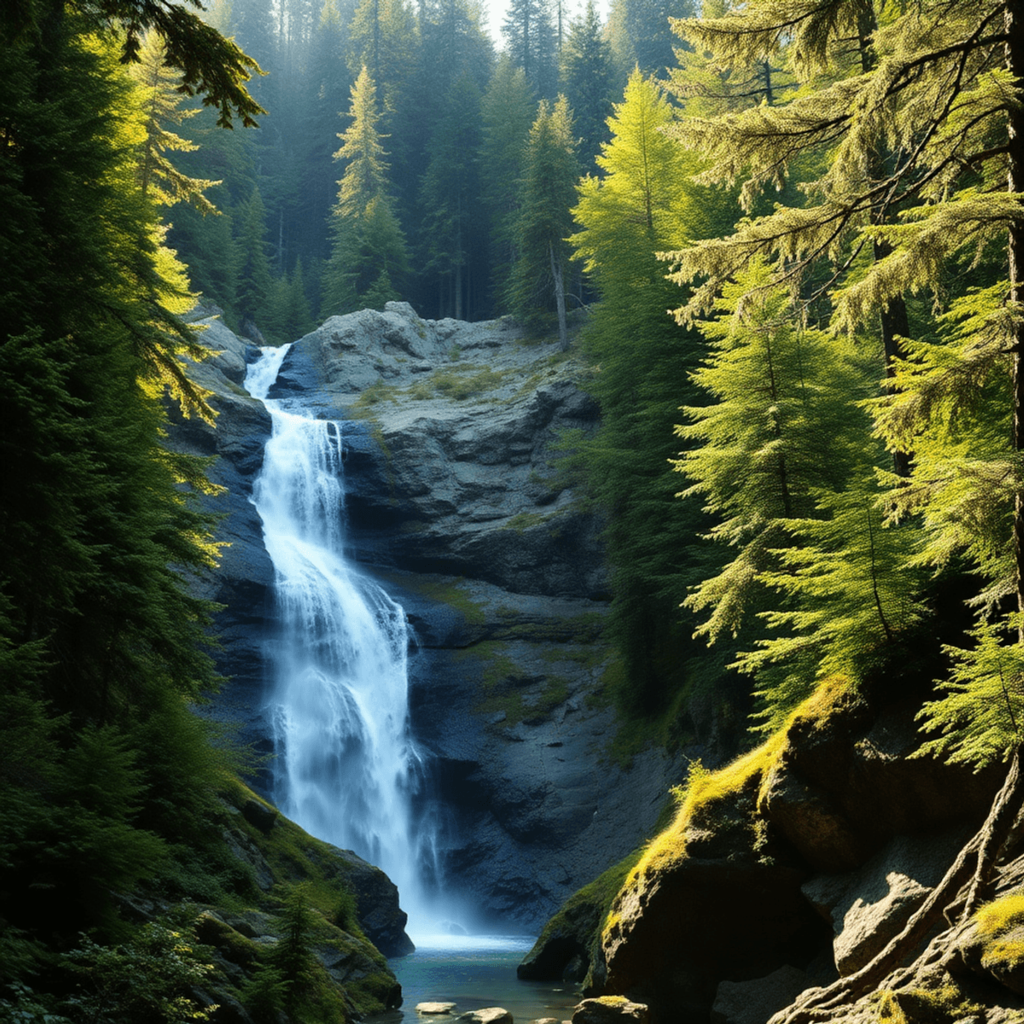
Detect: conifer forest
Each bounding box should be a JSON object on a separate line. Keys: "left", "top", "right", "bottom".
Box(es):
{"left": 5, "top": 0, "right": 1024, "bottom": 1022}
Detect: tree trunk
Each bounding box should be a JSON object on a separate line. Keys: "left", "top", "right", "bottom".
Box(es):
{"left": 550, "top": 241, "right": 568, "bottom": 351}
{"left": 1009, "top": 0, "right": 1024, "bottom": 630}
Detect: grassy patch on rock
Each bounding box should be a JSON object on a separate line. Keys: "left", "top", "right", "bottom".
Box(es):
{"left": 459, "top": 641, "right": 572, "bottom": 728}
{"left": 398, "top": 576, "right": 487, "bottom": 626}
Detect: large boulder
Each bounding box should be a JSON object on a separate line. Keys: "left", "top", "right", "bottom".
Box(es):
{"left": 572, "top": 997, "right": 649, "bottom": 1023}
{"left": 757, "top": 697, "right": 999, "bottom": 872}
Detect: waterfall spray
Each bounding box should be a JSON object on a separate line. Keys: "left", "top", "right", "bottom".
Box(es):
{"left": 246, "top": 345, "right": 432, "bottom": 928}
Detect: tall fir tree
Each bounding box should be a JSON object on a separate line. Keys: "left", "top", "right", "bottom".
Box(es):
{"left": 509, "top": 95, "right": 578, "bottom": 347}
{"left": 323, "top": 66, "right": 409, "bottom": 314}
{"left": 234, "top": 186, "right": 275, "bottom": 335}
{"left": 568, "top": 69, "right": 738, "bottom": 718}
{"left": 502, "top": 0, "right": 558, "bottom": 97}
{"left": 558, "top": 1, "right": 615, "bottom": 172}
{"left": 479, "top": 55, "right": 536, "bottom": 312}
{"left": 419, "top": 74, "right": 485, "bottom": 319}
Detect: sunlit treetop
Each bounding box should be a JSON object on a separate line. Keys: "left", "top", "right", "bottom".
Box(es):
{"left": 2, "top": 0, "right": 266, "bottom": 127}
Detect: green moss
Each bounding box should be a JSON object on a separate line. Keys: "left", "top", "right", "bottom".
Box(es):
{"left": 875, "top": 984, "right": 981, "bottom": 1024}
{"left": 530, "top": 848, "right": 641, "bottom": 959}
{"left": 218, "top": 781, "right": 364, "bottom": 944}
{"left": 350, "top": 379, "right": 397, "bottom": 411}
{"left": 401, "top": 577, "right": 486, "bottom": 626}
{"left": 975, "top": 891, "right": 1024, "bottom": 969}
{"left": 432, "top": 365, "right": 509, "bottom": 400}
{"left": 540, "top": 646, "right": 605, "bottom": 670}
{"left": 461, "top": 642, "right": 571, "bottom": 727}
{"left": 492, "top": 612, "right": 605, "bottom": 645}
{"left": 503, "top": 511, "right": 547, "bottom": 532}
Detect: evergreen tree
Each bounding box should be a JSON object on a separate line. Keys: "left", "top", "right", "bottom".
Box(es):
{"left": 558, "top": 1, "right": 614, "bottom": 172}
{"left": 322, "top": 67, "right": 409, "bottom": 314}
{"left": 655, "top": 6, "right": 1024, "bottom": 1004}
{"left": 234, "top": 186, "right": 275, "bottom": 334}
{"left": 1, "top": 0, "right": 252, "bottom": 970}
{"left": 479, "top": 55, "right": 535, "bottom": 312}
{"left": 606, "top": 0, "right": 691, "bottom": 77}
{"left": 129, "top": 32, "right": 220, "bottom": 213}
{"left": 502, "top": 0, "right": 558, "bottom": 97}
{"left": 674, "top": 265, "right": 881, "bottom": 719}
{"left": 419, "top": 74, "right": 484, "bottom": 318}
{"left": 291, "top": 0, "right": 356, "bottom": 279}
{"left": 509, "top": 95, "right": 578, "bottom": 347}
{"left": 568, "top": 70, "right": 737, "bottom": 717}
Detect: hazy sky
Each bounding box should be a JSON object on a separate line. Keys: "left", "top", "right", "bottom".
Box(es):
{"left": 479, "top": 0, "right": 610, "bottom": 51}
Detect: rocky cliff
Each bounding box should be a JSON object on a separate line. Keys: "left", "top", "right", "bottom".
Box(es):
{"left": 175, "top": 302, "right": 679, "bottom": 931}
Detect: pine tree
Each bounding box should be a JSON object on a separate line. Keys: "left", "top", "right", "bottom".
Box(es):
{"left": 322, "top": 66, "right": 409, "bottom": 314}
{"left": 502, "top": 0, "right": 558, "bottom": 97}
{"left": 675, "top": 264, "right": 877, "bottom": 650}
{"left": 1, "top": 3, "right": 241, "bottom": 966}
{"left": 419, "top": 73, "right": 484, "bottom": 318}
{"left": 128, "top": 31, "right": 221, "bottom": 213}
{"left": 234, "top": 186, "right": 275, "bottom": 334}
{"left": 661, "top": 4, "right": 1024, "bottom": 1015}
{"left": 606, "top": 0, "right": 691, "bottom": 78}
{"left": 568, "top": 70, "right": 737, "bottom": 716}
{"left": 509, "top": 95, "right": 578, "bottom": 347}
{"left": 558, "top": 1, "right": 614, "bottom": 171}
{"left": 480, "top": 55, "right": 535, "bottom": 311}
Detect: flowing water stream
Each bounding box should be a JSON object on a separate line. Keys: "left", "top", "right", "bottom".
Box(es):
{"left": 245, "top": 347, "right": 573, "bottom": 1018}
{"left": 246, "top": 345, "right": 431, "bottom": 921}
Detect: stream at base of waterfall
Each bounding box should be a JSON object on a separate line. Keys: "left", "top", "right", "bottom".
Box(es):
{"left": 368, "top": 936, "right": 580, "bottom": 1023}
{"left": 245, "top": 346, "right": 582, "bottom": 1016}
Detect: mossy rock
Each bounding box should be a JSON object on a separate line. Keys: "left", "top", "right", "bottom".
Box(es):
{"left": 958, "top": 891, "right": 1024, "bottom": 996}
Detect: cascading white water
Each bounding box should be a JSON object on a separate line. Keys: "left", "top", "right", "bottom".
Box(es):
{"left": 246, "top": 345, "right": 430, "bottom": 923}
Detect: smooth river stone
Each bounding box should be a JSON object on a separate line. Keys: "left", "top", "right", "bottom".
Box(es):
{"left": 456, "top": 1010, "right": 513, "bottom": 1024}
{"left": 417, "top": 1003, "right": 457, "bottom": 1015}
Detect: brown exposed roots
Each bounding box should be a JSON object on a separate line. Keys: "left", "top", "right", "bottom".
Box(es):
{"left": 767, "top": 746, "right": 1024, "bottom": 1024}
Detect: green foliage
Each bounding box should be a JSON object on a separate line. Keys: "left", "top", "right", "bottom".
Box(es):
{"left": 567, "top": 70, "right": 742, "bottom": 724}
{"left": 674, "top": 263, "right": 901, "bottom": 724}
{"left": 742, "top": 483, "right": 926, "bottom": 732}
{"left": 559, "top": 1, "right": 614, "bottom": 170}
{"left": 419, "top": 73, "right": 484, "bottom": 319}
{"left": 235, "top": 186, "right": 275, "bottom": 327}
{"left": 271, "top": 885, "right": 320, "bottom": 1014}
{"left": 322, "top": 68, "right": 409, "bottom": 317}
{"left": 915, "top": 617, "right": 1024, "bottom": 770}
{"left": 480, "top": 56, "right": 536, "bottom": 313}
{"left": 59, "top": 914, "right": 217, "bottom": 1024}
{"left": 128, "top": 32, "right": 220, "bottom": 214}
{"left": 240, "top": 964, "right": 289, "bottom": 1024}
{"left": 509, "top": 95, "right": 578, "bottom": 345}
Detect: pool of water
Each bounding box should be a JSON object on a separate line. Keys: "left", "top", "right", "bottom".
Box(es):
{"left": 365, "top": 935, "right": 580, "bottom": 1023}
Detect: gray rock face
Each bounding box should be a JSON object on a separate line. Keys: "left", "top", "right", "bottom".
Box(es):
{"left": 801, "top": 828, "right": 970, "bottom": 976}
{"left": 182, "top": 303, "right": 677, "bottom": 931}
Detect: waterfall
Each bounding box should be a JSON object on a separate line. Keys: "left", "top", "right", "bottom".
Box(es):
{"left": 246, "top": 345, "right": 430, "bottom": 924}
